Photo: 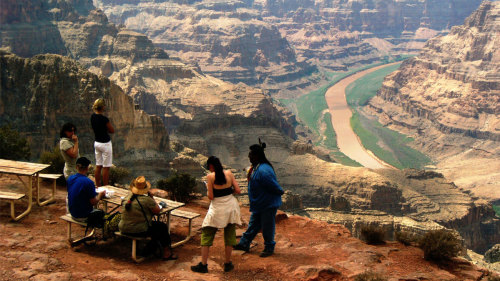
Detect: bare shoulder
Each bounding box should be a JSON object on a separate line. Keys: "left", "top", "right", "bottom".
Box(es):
{"left": 206, "top": 172, "right": 215, "bottom": 180}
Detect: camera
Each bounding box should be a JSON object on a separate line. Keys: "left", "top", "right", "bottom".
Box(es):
{"left": 159, "top": 201, "right": 167, "bottom": 208}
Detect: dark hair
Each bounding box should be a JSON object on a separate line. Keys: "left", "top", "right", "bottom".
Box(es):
{"left": 60, "top": 123, "right": 76, "bottom": 138}
{"left": 76, "top": 157, "right": 91, "bottom": 169}
{"left": 249, "top": 142, "right": 274, "bottom": 170}
{"left": 125, "top": 194, "right": 137, "bottom": 211}
{"left": 207, "top": 156, "right": 226, "bottom": 185}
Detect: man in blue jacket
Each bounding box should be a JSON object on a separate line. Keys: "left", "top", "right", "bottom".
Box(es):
{"left": 234, "top": 142, "right": 284, "bottom": 257}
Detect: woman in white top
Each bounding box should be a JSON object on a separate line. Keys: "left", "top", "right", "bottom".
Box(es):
{"left": 191, "top": 156, "right": 241, "bottom": 273}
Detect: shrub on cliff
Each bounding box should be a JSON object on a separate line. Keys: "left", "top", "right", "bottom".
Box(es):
{"left": 354, "top": 271, "right": 387, "bottom": 281}
{"left": 0, "top": 125, "right": 30, "bottom": 160}
{"left": 109, "top": 166, "right": 130, "bottom": 185}
{"left": 418, "top": 229, "right": 461, "bottom": 261}
{"left": 39, "top": 146, "right": 66, "bottom": 185}
{"left": 360, "top": 225, "right": 386, "bottom": 245}
{"left": 157, "top": 173, "right": 196, "bottom": 202}
{"left": 395, "top": 231, "right": 418, "bottom": 246}
{"left": 88, "top": 165, "right": 130, "bottom": 186}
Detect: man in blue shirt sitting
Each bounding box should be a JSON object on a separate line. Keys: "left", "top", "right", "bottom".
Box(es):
{"left": 67, "top": 157, "right": 106, "bottom": 221}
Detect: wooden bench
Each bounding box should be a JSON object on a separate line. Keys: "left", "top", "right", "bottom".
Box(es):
{"left": 0, "top": 191, "right": 26, "bottom": 220}
{"left": 170, "top": 209, "right": 200, "bottom": 248}
{"left": 114, "top": 231, "right": 150, "bottom": 263}
{"left": 60, "top": 214, "right": 97, "bottom": 247}
{"left": 38, "top": 173, "right": 62, "bottom": 206}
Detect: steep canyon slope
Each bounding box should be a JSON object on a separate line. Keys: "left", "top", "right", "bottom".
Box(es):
{"left": 0, "top": 0, "right": 296, "bottom": 170}
{"left": 0, "top": 51, "right": 171, "bottom": 178}
{"left": 94, "top": 0, "right": 483, "bottom": 96}
{"left": 1, "top": 0, "right": 499, "bottom": 256}
{"left": 368, "top": 1, "right": 500, "bottom": 202}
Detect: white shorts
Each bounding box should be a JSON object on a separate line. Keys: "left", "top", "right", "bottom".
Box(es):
{"left": 94, "top": 141, "right": 113, "bottom": 167}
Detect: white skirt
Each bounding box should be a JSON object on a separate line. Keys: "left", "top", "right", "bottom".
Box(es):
{"left": 202, "top": 194, "right": 241, "bottom": 229}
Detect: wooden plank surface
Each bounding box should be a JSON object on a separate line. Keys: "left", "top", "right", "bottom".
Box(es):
{"left": 0, "top": 159, "right": 50, "bottom": 175}
{"left": 100, "top": 185, "right": 185, "bottom": 214}
{"left": 39, "top": 173, "right": 63, "bottom": 180}
{"left": 0, "top": 191, "right": 25, "bottom": 200}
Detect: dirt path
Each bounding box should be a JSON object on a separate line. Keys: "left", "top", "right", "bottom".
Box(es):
{"left": 325, "top": 63, "right": 399, "bottom": 169}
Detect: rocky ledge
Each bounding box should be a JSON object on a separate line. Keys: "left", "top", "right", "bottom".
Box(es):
{"left": 367, "top": 1, "right": 500, "bottom": 202}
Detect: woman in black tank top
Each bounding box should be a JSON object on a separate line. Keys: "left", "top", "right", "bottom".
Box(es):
{"left": 191, "top": 156, "right": 241, "bottom": 273}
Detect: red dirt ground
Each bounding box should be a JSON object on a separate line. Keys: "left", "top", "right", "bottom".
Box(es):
{"left": 0, "top": 179, "right": 496, "bottom": 281}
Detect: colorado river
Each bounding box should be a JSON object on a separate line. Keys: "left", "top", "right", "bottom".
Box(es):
{"left": 325, "top": 63, "right": 399, "bottom": 169}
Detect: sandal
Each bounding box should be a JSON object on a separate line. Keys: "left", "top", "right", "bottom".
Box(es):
{"left": 162, "top": 254, "right": 178, "bottom": 261}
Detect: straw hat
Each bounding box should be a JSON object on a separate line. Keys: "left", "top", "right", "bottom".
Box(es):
{"left": 92, "top": 98, "right": 106, "bottom": 111}
{"left": 130, "top": 176, "right": 151, "bottom": 195}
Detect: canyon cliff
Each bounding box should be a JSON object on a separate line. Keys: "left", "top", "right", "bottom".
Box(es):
{"left": 94, "top": 0, "right": 483, "bottom": 96}
{"left": 0, "top": 0, "right": 297, "bottom": 171}
{"left": 368, "top": 1, "right": 500, "bottom": 203}
{"left": 1, "top": 0, "right": 498, "bottom": 257}
{"left": 0, "top": 51, "right": 171, "bottom": 178}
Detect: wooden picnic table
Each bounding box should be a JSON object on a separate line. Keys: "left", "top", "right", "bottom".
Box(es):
{"left": 99, "top": 185, "right": 185, "bottom": 232}
{"left": 0, "top": 159, "right": 50, "bottom": 221}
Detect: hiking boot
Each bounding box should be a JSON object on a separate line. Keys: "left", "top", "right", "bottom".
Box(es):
{"left": 224, "top": 262, "right": 234, "bottom": 272}
{"left": 233, "top": 244, "right": 249, "bottom": 252}
{"left": 191, "top": 262, "right": 208, "bottom": 273}
{"left": 259, "top": 250, "right": 274, "bottom": 257}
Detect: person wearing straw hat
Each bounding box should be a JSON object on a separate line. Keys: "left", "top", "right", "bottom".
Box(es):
{"left": 91, "top": 98, "right": 114, "bottom": 187}
{"left": 119, "top": 176, "right": 177, "bottom": 260}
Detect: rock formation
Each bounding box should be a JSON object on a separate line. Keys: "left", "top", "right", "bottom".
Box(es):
{"left": 0, "top": 51, "right": 172, "bottom": 178}
{"left": 94, "top": 0, "right": 483, "bottom": 95}
{"left": 0, "top": 0, "right": 297, "bottom": 171}
{"left": 368, "top": 1, "right": 500, "bottom": 202}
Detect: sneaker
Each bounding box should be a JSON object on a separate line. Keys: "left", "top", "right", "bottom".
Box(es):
{"left": 259, "top": 250, "right": 273, "bottom": 257}
{"left": 224, "top": 262, "right": 234, "bottom": 272}
{"left": 233, "top": 244, "right": 249, "bottom": 252}
{"left": 191, "top": 262, "right": 208, "bottom": 273}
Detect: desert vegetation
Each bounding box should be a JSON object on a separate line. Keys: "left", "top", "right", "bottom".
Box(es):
{"left": 0, "top": 125, "right": 30, "bottom": 161}
{"left": 418, "top": 229, "right": 462, "bottom": 261}
{"left": 360, "top": 225, "right": 386, "bottom": 245}
{"left": 156, "top": 173, "right": 197, "bottom": 202}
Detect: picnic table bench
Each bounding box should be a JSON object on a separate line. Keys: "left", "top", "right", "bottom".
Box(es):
{"left": 60, "top": 214, "right": 98, "bottom": 247}
{"left": 0, "top": 159, "right": 49, "bottom": 220}
{"left": 37, "top": 173, "right": 62, "bottom": 206}
{"left": 170, "top": 209, "right": 200, "bottom": 248}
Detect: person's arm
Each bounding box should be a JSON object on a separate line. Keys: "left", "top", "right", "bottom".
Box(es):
{"left": 106, "top": 121, "right": 114, "bottom": 134}
{"left": 229, "top": 170, "right": 241, "bottom": 194}
{"left": 65, "top": 135, "right": 79, "bottom": 158}
{"left": 259, "top": 166, "right": 284, "bottom": 195}
{"left": 90, "top": 190, "right": 106, "bottom": 205}
{"left": 147, "top": 192, "right": 161, "bottom": 214}
{"left": 206, "top": 174, "right": 214, "bottom": 200}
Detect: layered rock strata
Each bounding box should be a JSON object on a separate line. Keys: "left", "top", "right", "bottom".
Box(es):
{"left": 0, "top": 51, "right": 171, "bottom": 178}
{"left": 0, "top": 0, "right": 297, "bottom": 169}
{"left": 368, "top": 1, "right": 500, "bottom": 201}
{"left": 274, "top": 152, "right": 500, "bottom": 253}
{"left": 94, "top": 0, "right": 483, "bottom": 92}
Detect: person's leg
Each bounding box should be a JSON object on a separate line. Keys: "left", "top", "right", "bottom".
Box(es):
{"left": 224, "top": 224, "right": 237, "bottom": 263}
{"left": 101, "top": 141, "right": 112, "bottom": 186}
{"left": 94, "top": 165, "right": 102, "bottom": 187}
{"left": 201, "top": 246, "right": 210, "bottom": 264}
{"left": 102, "top": 167, "right": 110, "bottom": 186}
{"left": 94, "top": 142, "right": 103, "bottom": 187}
{"left": 260, "top": 208, "right": 278, "bottom": 255}
{"left": 149, "top": 221, "right": 175, "bottom": 259}
{"left": 236, "top": 212, "right": 261, "bottom": 250}
{"left": 192, "top": 227, "right": 215, "bottom": 273}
